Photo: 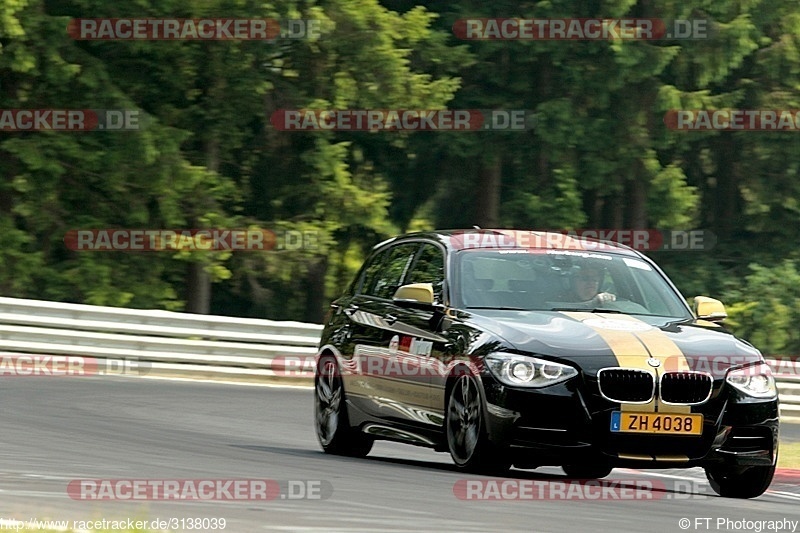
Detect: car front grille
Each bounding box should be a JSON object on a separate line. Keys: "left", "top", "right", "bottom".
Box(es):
{"left": 660, "top": 372, "right": 713, "bottom": 405}
{"left": 597, "top": 368, "right": 654, "bottom": 403}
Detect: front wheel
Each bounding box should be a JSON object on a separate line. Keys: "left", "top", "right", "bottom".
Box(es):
{"left": 705, "top": 465, "right": 775, "bottom": 498}
{"left": 314, "top": 355, "right": 373, "bottom": 457}
{"left": 446, "top": 374, "right": 510, "bottom": 474}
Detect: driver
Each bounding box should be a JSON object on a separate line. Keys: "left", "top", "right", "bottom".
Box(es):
{"left": 570, "top": 265, "right": 616, "bottom": 306}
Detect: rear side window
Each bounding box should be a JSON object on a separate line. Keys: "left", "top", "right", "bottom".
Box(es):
{"left": 366, "top": 243, "right": 420, "bottom": 299}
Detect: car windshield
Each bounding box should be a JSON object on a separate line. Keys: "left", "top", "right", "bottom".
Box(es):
{"left": 453, "top": 249, "right": 692, "bottom": 319}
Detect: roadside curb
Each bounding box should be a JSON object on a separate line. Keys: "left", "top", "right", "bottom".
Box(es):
{"left": 773, "top": 469, "right": 800, "bottom": 483}
{"left": 129, "top": 362, "right": 314, "bottom": 386}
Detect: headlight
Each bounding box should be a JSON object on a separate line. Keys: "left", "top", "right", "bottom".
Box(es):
{"left": 485, "top": 353, "right": 578, "bottom": 388}
{"left": 726, "top": 362, "right": 777, "bottom": 399}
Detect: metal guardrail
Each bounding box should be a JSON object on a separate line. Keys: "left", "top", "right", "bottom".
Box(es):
{"left": 770, "top": 360, "right": 800, "bottom": 420}
{"left": 0, "top": 296, "right": 796, "bottom": 418}
{"left": 0, "top": 296, "right": 321, "bottom": 380}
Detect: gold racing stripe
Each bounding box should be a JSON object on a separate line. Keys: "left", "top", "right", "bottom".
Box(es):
{"left": 560, "top": 312, "right": 655, "bottom": 413}
{"left": 618, "top": 453, "right": 689, "bottom": 462}
{"left": 562, "top": 312, "right": 693, "bottom": 414}
{"left": 610, "top": 315, "right": 691, "bottom": 414}
{"left": 654, "top": 455, "right": 689, "bottom": 462}
{"left": 563, "top": 311, "right": 657, "bottom": 413}
{"left": 617, "top": 453, "right": 651, "bottom": 461}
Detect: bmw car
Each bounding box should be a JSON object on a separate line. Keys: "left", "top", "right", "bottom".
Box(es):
{"left": 313, "top": 229, "right": 779, "bottom": 498}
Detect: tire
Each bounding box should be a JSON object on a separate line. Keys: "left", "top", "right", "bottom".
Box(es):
{"left": 562, "top": 464, "right": 613, "bottom": 479}
{"left": 314, "top": 355, "right": 373, "bottom": 457}
{"left": 445, "top": 374, "right": 510, "bottom": 474}
{"left": 705, "top": 465, "right": 775, "bottom": 499}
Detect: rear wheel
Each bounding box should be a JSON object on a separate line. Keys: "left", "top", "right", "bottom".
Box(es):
{"left": 314, "top": 355, "right": 373, "bottom": 457}
{"left": 446, "top": 374, "right": 510, "bottom": 474}
{"left": 705, "top": 465, "right": 775, "bottom": 498}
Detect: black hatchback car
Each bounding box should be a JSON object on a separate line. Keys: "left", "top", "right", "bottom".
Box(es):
{"left": 313, "top": 229, "right": 779, "bottom": 498}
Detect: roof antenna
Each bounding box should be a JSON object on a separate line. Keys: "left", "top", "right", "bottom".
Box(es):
{"left": 473, "top": 225, "right": 481, "bottom": 229}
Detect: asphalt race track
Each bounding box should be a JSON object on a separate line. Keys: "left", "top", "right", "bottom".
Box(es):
{"left": 0, "top": 376, "right": 798, "bottom": 532}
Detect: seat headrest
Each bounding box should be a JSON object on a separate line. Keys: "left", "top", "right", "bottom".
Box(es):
{"left": 474, "top": 278, "right": 493, "bottom": 290}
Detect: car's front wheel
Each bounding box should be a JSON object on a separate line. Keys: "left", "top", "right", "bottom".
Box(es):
{"left": 704, "top": 465, "right": 775, "bottom": 498}
{"left": 314, "top": 355, "right": 373, "bottom": 457}
{"left": 446, "top": 374, "right": 510, "bottom": 474}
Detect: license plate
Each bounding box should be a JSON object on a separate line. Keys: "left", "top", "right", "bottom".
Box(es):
{"left": 610, "top": 412, "right": 703, "bottom": 435}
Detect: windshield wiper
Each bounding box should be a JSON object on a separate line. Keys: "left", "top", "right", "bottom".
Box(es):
{"left": 549, "top": 307, "right": 625, "bottom": 314}
{"left": 465, "top": 306, "right": 531, "bottom": 311}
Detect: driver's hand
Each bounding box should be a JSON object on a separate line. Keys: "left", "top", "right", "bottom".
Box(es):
{"left": 592, "top": 292, "right": 616, "bottom": 305}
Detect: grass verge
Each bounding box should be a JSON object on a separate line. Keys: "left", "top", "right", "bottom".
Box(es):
{"left": 779, "top": 440, "right": 800, "bottom": 469}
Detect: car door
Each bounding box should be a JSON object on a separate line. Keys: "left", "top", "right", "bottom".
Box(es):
{"left": 384, "top": 242, "right": 453, "bottom": 428}
{"left": 339, "top": 242, "right": 422, "bottom": 419}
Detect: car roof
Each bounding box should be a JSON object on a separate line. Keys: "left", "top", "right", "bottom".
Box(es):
{"left": 374, "top": 229, "right": 642, "bottom": 257}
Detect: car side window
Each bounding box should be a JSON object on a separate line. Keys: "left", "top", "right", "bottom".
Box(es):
{"left": 368, "top": 243, "right": 420, "bottom": 299}
{"left": 405, "top": 243, "right": 445, "bottom": 302}
{"left": 357, "top": 249, "right": 388, "bottom": 295}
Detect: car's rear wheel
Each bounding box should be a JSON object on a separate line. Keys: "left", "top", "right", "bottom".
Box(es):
{"left": 704, "top": 464, "right": 775, "bottom": 498}
{"left": 446, "top": 374, "right": 510, "bottom": 474}
{"left": 314, "top": 355, "right": 373, "bottom": 457}
{"left": 562, "top": 464, "right": 613, "bottom": 479}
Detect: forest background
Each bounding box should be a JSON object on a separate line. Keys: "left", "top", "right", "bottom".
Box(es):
{"left": 2, "top": 0, "right": 800, "bottom": 356}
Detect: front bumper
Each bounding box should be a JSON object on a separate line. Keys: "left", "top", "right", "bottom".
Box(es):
{"left": 481, "top": 372, "right": 779, "bottom": 469}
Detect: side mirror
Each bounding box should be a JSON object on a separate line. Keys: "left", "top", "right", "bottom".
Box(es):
{"left": 693, "top": 296, "right": 728, "bottom": 322}
{"left": 393, "top": 283, "right": 436, "bottom": 309}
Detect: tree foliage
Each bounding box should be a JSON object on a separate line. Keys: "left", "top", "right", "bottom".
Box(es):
{"left": 0, "top": 0, "right": 798, "bottom": 353}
